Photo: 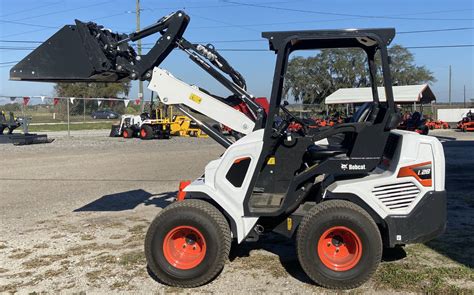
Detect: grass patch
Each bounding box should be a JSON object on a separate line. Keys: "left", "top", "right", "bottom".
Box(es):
{"left": 235, "top": 253, "right": 289, "bottom": 279}
{"left": 33, "top": 243, "right": 50, "bottom": 249}
{"left": 86, "top": 270, "right": 105, "bottom": 283}
{"left": 22, "top": 254, "right": 68, "bottom": 269}
{"left": 28, "top": 122, "right": 113, "bottom": 132}
{"left": 128, "top": 224, "right": 146, "bottom": 234}
{"left": 374, "top": 262, "right": 474, "bottom": 293}
{"left": 119, "top": 250, "right": 145, "bottom": 268}
{"left": 8, "top": 249, "right": 33, "bottom": 259}
{"left": 80, "top": 234, "right": 95, "bottom": 241}
{"left": 95, "top": 254, "right": 117, "bottom": 264}
{"left": 109, "top": 234, "right": 125, "bottom": 240}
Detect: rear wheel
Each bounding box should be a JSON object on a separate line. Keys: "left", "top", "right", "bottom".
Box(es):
{"left": 122, "top": 128, "right": 134, "bottom": 138}
{"left": 145, "top": 199, "right": 231, "bottom": 287}
{"left": 296, "top": 200, "right": 382, "bottom": 289}
{"left": 140, "top": 125, "right": 154, "bottom": 140}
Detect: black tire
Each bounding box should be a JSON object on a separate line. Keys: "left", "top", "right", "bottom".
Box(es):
{"left": 296, "top": 200, "right": 382, "bottom": 289}
{"left": 123, "top": 127, "right": 134, "bottom": 138}
{"left": 140, "top": 125, "right": 154, "bottom": 140}
{"left": 420, "top": 126, "right": 429, "bottom": 135}
{"left": 145, "top": 199, "right": 231, "bottom": 287}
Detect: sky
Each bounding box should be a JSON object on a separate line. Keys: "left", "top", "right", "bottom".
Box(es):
{"left": 0, "top": 0, "right": 473, "bottom": 104}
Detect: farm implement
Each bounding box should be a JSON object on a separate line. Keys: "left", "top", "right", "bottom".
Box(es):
{"left": 0, "top": 111, "right": 53, "bottom": 145}
{"left": 11, "top": 11, "right": 446, "bottom": 289}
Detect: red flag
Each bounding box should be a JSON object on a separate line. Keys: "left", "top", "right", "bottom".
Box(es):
{"left": 23, "top": 97, "right": 30, "bottom": 106}
{"left": 135, "top": 98, "right": 141, "bottom": 105}
{"left": 53, "top": 98, "right": 60, "bottom": 106}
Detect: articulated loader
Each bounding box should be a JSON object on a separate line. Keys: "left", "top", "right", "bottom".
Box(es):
{"left": 11, "top": 11, "right": 446, "bottom": 289}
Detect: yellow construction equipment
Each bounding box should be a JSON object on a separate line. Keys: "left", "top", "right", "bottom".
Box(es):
{"left": 170, "top": 115, "right": 208, "bottom": 138}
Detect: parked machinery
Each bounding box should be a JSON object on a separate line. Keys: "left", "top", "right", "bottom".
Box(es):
{"left": 457, "top": 110, "right": 474, "bottom": 132}
{"left": 426, "top": 119, "right": 449, "bottom": 130}
{"left": 0, "top": 111, "right": 21, "bottom": 135}
{"left": 398, "top": 111, "right": 429, "bottom": 135}
{"left": 0, "top": 111, "right": 53, "bottom": 145}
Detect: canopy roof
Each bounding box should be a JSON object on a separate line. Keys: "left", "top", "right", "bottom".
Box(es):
{"left": 325, "top": 84, "right": 436, "bottom": 105}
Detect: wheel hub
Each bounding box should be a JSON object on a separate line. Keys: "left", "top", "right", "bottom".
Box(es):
{"left": 163, "top": 226, "right": 206, "bottom": 270}
{"left": 317, "top": 226, "right": 362, "bottom": 271}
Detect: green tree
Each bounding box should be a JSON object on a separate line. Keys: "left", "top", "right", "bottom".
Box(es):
{"left": 284, "top": 45, "right": 435, "bottom": 104}
{"left": 54, "top": 82, "right": 131, "bottom": 115}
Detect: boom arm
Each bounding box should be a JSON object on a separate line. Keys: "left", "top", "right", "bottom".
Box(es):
{"left": 148, "top": 68, "right": 255, "bottom": 135}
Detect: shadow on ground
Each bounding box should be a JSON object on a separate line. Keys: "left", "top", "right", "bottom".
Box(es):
{"left": 74, "top": 189, "right": 176, "bottom": 211}
{"left": 424, "top": 141, "right": 474, "bottom": 268}
{"left": 228, "top": 233, "right": 406, "bottom": 284}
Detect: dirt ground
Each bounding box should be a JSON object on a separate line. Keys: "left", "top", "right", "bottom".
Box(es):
{"left": 0, "top": 129, "right": 473, "bottom": 294}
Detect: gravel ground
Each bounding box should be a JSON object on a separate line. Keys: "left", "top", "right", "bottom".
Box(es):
{"left": 0, "top": 129, "right": 473, "bottom": 294}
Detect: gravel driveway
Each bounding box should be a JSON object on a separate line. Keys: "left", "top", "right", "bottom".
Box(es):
{"left": 0, "top": 130, "right": 472, "bottom": 293}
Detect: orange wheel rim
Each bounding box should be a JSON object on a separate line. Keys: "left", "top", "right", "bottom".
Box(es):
{"left": 123, "top": 131, "right": 128, "bottom": 137}
{"left": 163, "top": 226, "right": 206, "bottom": 270}
{"left": 317, "top": 226, "right": 362, "bottom": 271}
{"left": 140, "top": 129, "right": 146, "bottom": 138}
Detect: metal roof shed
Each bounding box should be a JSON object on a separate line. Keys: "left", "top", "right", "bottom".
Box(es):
{"left": 324, "top": 84, "right": 436, "bottom": 105}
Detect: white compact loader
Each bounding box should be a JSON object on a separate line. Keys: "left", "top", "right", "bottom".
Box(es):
{"left": 11, "top": 10, "right": 446, "bottom": 289}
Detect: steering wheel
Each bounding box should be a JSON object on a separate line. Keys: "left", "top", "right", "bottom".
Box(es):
{"left": 279, "top": 101, "right": 308, "bottom": 134}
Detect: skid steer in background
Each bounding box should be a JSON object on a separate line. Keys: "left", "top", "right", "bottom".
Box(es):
{"left": 11, "top": 11, "right": 447, "bottom": 289}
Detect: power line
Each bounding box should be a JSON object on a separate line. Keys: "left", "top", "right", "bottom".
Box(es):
{"left": 0, "top": 1, "right": 117, "bottom": 38}
{"left": 398, "top": 27, "right": 474, "bottom": 34}
{"left": 0, "top": 40, "right": 42, "bottom": 44}
{"left": 222, "top": 1, "right": 474, "bottom": 21}
{"left": 0, "top": 1, "right": 62, "bottom": 18}
{"left": 5, "top": 27, "right": 473, "bottom": 46}
{"left": 405, "top": 44, "right": 474, "bottom": 49}
{"left": 0, "top": 20, "right": 58, "bottom": 29}
{"left": 12, "top": 1, "right": 114, "bottom": 21}
{"left": 0, "top": 61, "right": 19, "bottom": 64}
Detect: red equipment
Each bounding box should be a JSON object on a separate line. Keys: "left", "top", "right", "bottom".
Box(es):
{"left": 457, "top": 111, "right": 474, "bottom": 132}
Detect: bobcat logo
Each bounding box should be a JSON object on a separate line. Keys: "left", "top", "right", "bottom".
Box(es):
{"left": 341, "top": 163, "right": 366, "bottom": 171}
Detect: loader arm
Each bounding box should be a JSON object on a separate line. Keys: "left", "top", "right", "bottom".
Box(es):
{"left": 148, "top": 68, "right": 255, "bottom": 135}
{"left": 10, "top": 10, "right": 266, "bottom": 144}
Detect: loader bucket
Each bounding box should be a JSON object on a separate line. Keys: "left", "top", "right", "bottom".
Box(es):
{"left": 10, "top": 21, "right": 126, "bottom": 82}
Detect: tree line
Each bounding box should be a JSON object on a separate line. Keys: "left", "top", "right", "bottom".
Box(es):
{"left": 283, "top": 45, "right": 435, "bottom": 104}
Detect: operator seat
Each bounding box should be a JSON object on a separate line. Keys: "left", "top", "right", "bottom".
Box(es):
{"left": 303, "top": 102, "right": 380, "bottom": 166}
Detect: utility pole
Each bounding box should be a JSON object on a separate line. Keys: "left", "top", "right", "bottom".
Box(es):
{"left": 448, "top": 65, "right": 452, "bottom": 106}
{"left": 136, "top": 0, "right": 144, "bottom": 112}
{"left": 464, "top": 85, "right": 466, "bottom": 108}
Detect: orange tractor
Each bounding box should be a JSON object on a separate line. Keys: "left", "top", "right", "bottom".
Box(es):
{"left": 426, "top": 119, "right": 449, "bottom": 130}
{"left": 457, "top": 111, "right": 474, "bottom": 132}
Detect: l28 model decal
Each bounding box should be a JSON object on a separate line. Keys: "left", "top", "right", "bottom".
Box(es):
{"left": 397, "top": 162, "right": 432, "bottom": 187}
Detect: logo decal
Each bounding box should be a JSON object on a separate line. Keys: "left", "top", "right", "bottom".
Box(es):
{"left": 341, "top": 163, "right": 366, "bottom": 171}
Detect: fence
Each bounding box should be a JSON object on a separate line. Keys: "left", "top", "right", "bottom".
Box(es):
{"left": 0, "top": 96, "right": 143, "bottom": 137}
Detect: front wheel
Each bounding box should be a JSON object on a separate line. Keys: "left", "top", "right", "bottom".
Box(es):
{"left": 145, "top": 199, "right": 231, "bottom": 288}
{"left": 296, "top": 200, "right": 382, "bottom": 289}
